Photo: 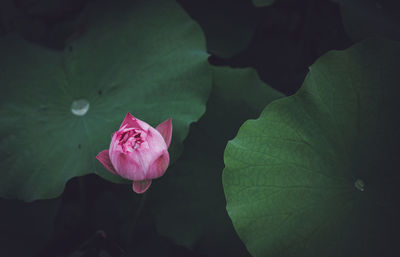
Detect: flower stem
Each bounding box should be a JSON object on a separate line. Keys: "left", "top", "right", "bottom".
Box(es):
{"left": 132, "top": 191, "right": 147, "bottom": 230}
{"left": 126, "top": 191, "right": 147, "bottom": 245}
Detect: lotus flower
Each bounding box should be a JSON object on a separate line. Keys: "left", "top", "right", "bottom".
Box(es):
{"left": 96, "top": 113, "right": 172, "bottom": 193}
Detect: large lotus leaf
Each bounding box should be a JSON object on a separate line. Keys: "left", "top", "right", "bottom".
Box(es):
{"left": 223, "top": 38, "right": 400, "bottom": 257}
{"left": 331, "top": 0, "right": 400, "bottom": 42}
{"left": 150, "top": 66, "right": 283, "bottom": 257}
{"left": 0, "top": 198, "right": 60, "bottom": 257}
{"left": 0, "top": 0, "right": 211, "bottom": 201}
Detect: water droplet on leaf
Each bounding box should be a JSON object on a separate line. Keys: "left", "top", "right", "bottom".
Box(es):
{"left": 71, "top": 99, "right": 90, "bottom": 116}
{"left": 354, "top": 179, "right": 365, "bottom": 191}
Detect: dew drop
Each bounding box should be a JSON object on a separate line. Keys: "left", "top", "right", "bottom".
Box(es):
{"left": 354, "top": 179, "right": 365, "bottom": 191}
{"left": 71, "top": 99, "right": 90, "bottom": 116}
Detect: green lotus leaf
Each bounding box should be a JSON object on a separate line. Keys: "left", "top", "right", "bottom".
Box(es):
{"left": 223, "top": 38, "right": 400, "bottom": 257}
{"left": 0, "top": 0, "right": 211, "bottom": 201}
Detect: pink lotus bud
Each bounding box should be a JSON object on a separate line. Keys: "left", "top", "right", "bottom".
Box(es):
{"left": 96, "top": 113, "right": 172, "bottom": 194}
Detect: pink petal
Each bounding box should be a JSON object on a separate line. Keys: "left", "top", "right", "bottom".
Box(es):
{"left": 156, "top": 118, "right": 172, "bottom": 148}
{"left": 109, "top": 151, "right": 146, "bottom": 180}
{"left": 96, "top": 150, "right": 117, "bottom": 175}
{"left": 132, "top": 179, "right": 152, "bottom": 194}
{"left": 119, "top": 112, "right": 150, "bottom": 131}
{"left": 147, "top": 150, "right": 170, "bottom": 179}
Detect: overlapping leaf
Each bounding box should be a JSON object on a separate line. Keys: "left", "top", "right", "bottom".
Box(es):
{"left": 223, "top": 39, "right": 400, "bottom": 257}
